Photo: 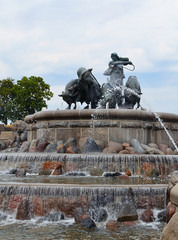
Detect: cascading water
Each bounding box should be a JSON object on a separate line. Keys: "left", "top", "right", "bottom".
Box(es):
{"left": 1, "top": 90, "right": 178, "bottom": 239}
{"left": 0, "top": 153, "right": 177, "bottom": 177}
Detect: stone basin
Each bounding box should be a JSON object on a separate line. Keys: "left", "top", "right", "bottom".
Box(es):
{"left": 24, "top": 109, "right": 178, "bottom": 147}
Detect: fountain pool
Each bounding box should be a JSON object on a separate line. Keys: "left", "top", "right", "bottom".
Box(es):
{"left": 0, "top": 109, "right": 178, "bottom": 239}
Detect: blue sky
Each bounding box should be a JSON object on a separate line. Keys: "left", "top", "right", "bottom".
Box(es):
{"left": 0, "top": 0, "right": 178, "bottom": 114}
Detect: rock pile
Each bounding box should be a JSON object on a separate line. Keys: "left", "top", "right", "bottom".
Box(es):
{"left": 1, "top": 131, "right": 178, "bottom": 156}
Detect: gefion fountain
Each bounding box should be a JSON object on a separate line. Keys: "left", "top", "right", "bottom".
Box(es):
{"left": 0, "top": 54, "right": 178, "bottom": 239}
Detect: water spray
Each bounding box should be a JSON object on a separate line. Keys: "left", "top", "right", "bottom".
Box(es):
{"left": 121, "top": 85, "right": 178, "bottom": 151}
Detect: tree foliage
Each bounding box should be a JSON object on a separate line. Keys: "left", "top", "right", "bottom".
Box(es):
{"left": 0, "top": 78, "right": 15, "bottom": 124}
{"left": 0, "top": 76, "right": 53, "bottom": 124}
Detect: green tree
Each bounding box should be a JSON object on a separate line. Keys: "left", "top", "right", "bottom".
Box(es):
{"left": 0, "top": 78, "right": 15, "bottom": 124}
{"left": 0, "top": 76, "right": 53, "bottom": 124}
{"left": 13, "top": 76, "right": 53, "bottom": 120}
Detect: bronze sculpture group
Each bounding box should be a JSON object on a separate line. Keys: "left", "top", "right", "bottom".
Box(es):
{"left": 59, "top": 53, "right": 142, "bottom": 109}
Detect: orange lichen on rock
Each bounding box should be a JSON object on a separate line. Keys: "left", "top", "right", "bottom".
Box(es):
{"left": 125, "top": 169, "right": 132, "bottom": 176}
{"left": 42, "top": 161, "right": 63, "bottom": 170}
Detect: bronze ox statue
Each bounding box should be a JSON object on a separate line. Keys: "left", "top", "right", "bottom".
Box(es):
{"left": 59, "top": 73, "right": 141, "bottom": 110}
{"left": 59, "top": 67, "right": 101, "bottom": 109}
{"left": 59, "top": 53, "right": 141, "bottom": 110}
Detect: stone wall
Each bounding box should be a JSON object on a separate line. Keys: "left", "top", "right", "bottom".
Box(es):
{"left": 0, "top": 124, "right": 14, "bottom": 142}
{"left": 161, "top": 171, "right": 178, "bottom": 240}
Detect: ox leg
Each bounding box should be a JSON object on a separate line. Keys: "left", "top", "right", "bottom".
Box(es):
{"left": 66, "top": 104, "right": 71, "bottom": 109}
{"left": 136, "top": 98, "right": 140, "bottom": 109}
{"left": 84, "top": 104, "right": 89, "bottom": 109}
{"left": 73, "top": 103, "right": 77, "bottom": 109}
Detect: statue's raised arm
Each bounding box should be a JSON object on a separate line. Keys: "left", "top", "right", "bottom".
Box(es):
{"left": 104, "top": 52, "right": 129, "bottom": 86}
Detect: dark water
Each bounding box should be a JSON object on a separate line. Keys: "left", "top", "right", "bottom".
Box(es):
{"left": 0, "top": 217, "right": 165, "bottom": 240}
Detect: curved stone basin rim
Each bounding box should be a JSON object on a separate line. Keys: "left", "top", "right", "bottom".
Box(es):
{"left": 24, "top": 109, "right": 178, "bottom": 123}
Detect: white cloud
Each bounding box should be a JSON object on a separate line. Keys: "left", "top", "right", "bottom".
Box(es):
{"left": 45, "top": 85, "right": 67, "bottom": 110}
{"left": 142, "top": 85, "right": 178, "bottom": 114}
{"left": 0, "top": 0, "right": 177, "bottom": 113}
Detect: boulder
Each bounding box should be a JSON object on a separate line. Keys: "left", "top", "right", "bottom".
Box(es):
{"left": 116, "top": 201, "right": 138, "bottom": 222}
{"left": 170, "top": 171, "right": 178, "bottom": 185}
{"left": 161, "top": 212, "right": 178, "bottom": 240}
{"left": 64, "top": 137, "right": 77, "bottom": 148}
{"left": 81, "top": 214, "right": 96, "bottom": 228}
{"left": 18, "top": 141, "right": 30, "bottom": 152}
{"left": 16, "top": 198, "right": 34, "bottom": 220}
{"left": 102, "top": 141, "right": 123, "bottom": 153}
{"left": 170, "top": 184, "right": 178, "bottom": 206}
{"left": 165, "top": 148, "right": 173, "bottom": 155}
{"left": 79, "top": 137, "right": 105, "bottom": 151}
{"left": 90, "top": 168, "right": 104, "bottom": 176}
{"left": 167, "top": 182, "right": 174, "bottom": 199}
{"left": 174, "top": 150, "right": 178, "bottom": 155}
{"left": 32, "top": 197, "right": 45, "bottom": 216}
{"left": 166, "top": 202, "right": 176, "bottom": 223}
{"left": 140, "top": 209, "right": 154, "bottom": 222}
{"left": 66, "top": 146, "right": 81, "bottom": 154}
{"left": 130, "top": 139, "right": 145, "bottom": 154}
{"left": 15, "top": 169, "right": 26, "bottom": 177}
{"left": 44, "top": 143, "right": 57, "bottom": 153}
{"left": 125, "top": 169, "right": 132, "bottom": 176}
{"left": 102, "top": 147, "right": 116, "bottom": 154}
{"left": 20, "top": 130, "right": 28, "bottom": 142}
{"left": 0, "top": 141, "right": 7, "bottom": 151}
{"left": 122, "top": 142, "right": 130, "bottom": 148}
{"left": 148, "top": 143, "right": 158, "bottom": 149}
{"left": 158, "top": 211, "right": 166, "bottom": 222}
{"left": 66, "top": 172, "right": 85, "bottom": 176}
{"left": 9, "top": 168, "right": 17, "bottom": 174}
{"left": 159, "top": 144, "right": 168, "bottom": 154}
{"left": 146, "top": 148, "right": 164, "bottom": 155}
{"left": 9, "top": 195, "right": 23, "bottom": 211}
{"left": 29, "top": 139, "right": 39, "bottom": 152}
{"left": 36, "top": 141, "right": 49, "bottom": 152}
{"left": 140, "top": 143, "right": 152, "bottom": 151}
{"left": 125, "top": 146, "right": 137, "bottom": 154}
{"left": 82, "top": 138, "right": 101, "bottom": 153}
{"left": 57, "top": 144, "right": 66, "bottom": 153}
{"left": 119, "top": 150, "right": 130, "bottom": 154}
{"left": 106, "top": 220, "right": 120, "bottom": 230}
{"left": 52, "top": 162, "right": 63, "bottom": 175}
{"left": 103, "top": 172, "right": 122, "bottom": 177}
{"left": 74, "top": 207, "right": 84, "bottom": 224}
{"left": 122, "top": 221, "right": 136, "bottom": 226}
{"left": 108, "top": 141, "right": 123, "bottom": 151}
